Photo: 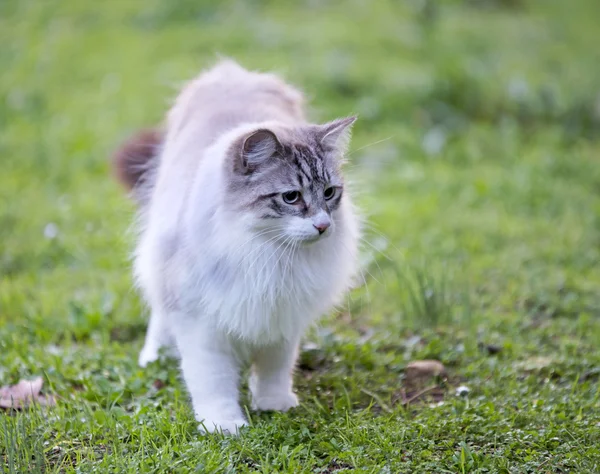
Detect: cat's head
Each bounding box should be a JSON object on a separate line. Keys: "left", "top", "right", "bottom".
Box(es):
{"left": 225, "top": 116, "right": 356, "bottom": 244}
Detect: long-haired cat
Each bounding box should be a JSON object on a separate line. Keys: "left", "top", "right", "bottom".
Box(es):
{"left": 113, "top": 60, "right": 360, "bottom": 434}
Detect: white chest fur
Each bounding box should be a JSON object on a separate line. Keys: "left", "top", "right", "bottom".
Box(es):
{"left": 177, "top": 225, "right": 354, "bottom": 344}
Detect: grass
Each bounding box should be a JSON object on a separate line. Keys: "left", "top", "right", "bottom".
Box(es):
{"left": 1, "top": 0, "right": 600, "bottom": 471}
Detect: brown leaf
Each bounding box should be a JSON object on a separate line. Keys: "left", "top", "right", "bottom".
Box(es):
{"left": 405, "top": 360, "right": 447, "bottom": 381}
{"left": 0, "top": 377, "right": 56, "bottom": 409}
{"left": 393, "top": 360, "right": 449, "bottom": 407}
{"left": 515, "top": 356, "right": 553, "bottom": 372}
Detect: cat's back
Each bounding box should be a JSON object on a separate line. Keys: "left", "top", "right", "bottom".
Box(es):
{"left": 168, "top": 60, "right": 306, "bottom": 143}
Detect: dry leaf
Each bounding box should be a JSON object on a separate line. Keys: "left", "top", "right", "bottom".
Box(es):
{"left": 515, "top": 356, "right": 553, "bottom": 373}
{"left": 395, "top": 360, "right": 449, "bottom": 407}
{"left": 405, "top": 360, "right": 447, "bottom": 381}
{"left": 0, "top": 377, "right": 56, "bottom": 409}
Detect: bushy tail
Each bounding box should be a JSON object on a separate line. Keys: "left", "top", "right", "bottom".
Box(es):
{"left": 112, "top": 128, "right": 162, "bottom": 202}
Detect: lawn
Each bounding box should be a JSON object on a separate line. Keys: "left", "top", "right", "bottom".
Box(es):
{"left": 1, "top": 0, "right": 600, "bottom": 472}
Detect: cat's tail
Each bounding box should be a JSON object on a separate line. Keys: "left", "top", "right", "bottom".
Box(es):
{"left": 112, "top": 128, "right": 162, "bottom": 203}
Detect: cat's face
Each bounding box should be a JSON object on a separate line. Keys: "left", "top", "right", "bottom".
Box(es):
{"left": 226, "top": 117, "right": 355, "bottom": 244}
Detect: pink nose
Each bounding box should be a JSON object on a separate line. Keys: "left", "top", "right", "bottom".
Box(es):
{"left": 313, "top": 222, "right": 330, "bottom": 234}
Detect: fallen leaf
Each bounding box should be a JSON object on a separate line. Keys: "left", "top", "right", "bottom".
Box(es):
{"left": 405, "top": 360, "right": 447, "bottom": 381}
{"left": 0, "top": 377, "right": 55, "bottom": 409}
{"left": 515, "top": 356, "right": 553, "bottom": 372}
{"left": 395, "top": 360, "right": 449, "bottom": 407}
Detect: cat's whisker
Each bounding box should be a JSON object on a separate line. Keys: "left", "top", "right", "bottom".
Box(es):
{"left": 240, "top": 232, "right": 285, "bottom": 273}
{"left": 236, "top": 226, "right": 288, "bottom": 257}
{"left": 336, "top": 240, "right": 371, "bottom": 308}
{"left": 283, "top": 240, "right": 297, "bottom": 280}
{"left": 282, "top": 241, "right": 300, "bottom": 303}
{"left": 358, "top": 237, "right": 387, "bottom": 282}
{"left": 244, "top": 232, "right": 285, "bottom": 267}
{"left": 362, "top": 222, "right": 406, "bottom": 260}
{"left": 255, "top": 234, "right": 293, "bottom": 283}
{"left": 237, "top": 226, "right": 284, "bottom": 249}
{"left": 346, "top": 135, "right": 394, "bottom": 157}
{"left": 238, "top": 236, "right": 282, "bottom": 271}
{"left": 265, "top": 236, "right": 295, "bottom": 287}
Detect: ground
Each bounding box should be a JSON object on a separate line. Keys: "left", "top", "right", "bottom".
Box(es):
{"left": 1, "top": 0, "right": 599, "bottom": 472}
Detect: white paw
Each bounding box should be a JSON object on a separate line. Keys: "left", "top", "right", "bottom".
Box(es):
{"left": 252, "top": 392, "right": 299, "bottom": 412}
{"left": 138, "top": 346, "right": 159, "bottom": 368}
{"left": 198, "top": 419, "right": 247, "bottom": 435}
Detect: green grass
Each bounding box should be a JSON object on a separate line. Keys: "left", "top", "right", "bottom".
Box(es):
{"left": 1, "top": 0, "right": 600, "bottom": 471}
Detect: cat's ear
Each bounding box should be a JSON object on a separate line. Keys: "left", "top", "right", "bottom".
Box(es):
{"left": 238, "top": 129, "right": 281, "bottom": 173}
{"left": 317, "top": 116, "right": 357, "bottom": 153}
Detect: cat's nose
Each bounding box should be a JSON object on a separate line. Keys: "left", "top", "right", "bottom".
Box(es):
{"left": 313, "top": 214, "right": 331, "bottom": 234}
{"left": 313, "top": 222, "right": 330, "bottom": 234}
{"left": 312, "top": 212, "right": 331, "bottom": 235}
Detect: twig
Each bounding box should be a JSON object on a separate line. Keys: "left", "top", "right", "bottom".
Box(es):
{"left": 402, "top": 384, "right": 439, "bottom": 405}
{"left": 360, "top": 388, "right": 392, "bottom": 413}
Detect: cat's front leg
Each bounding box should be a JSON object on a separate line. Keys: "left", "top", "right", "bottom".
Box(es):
{"left": 249, "top": 336, "right": 300, "bottom": 412}
{"left": 172, "top": 315, "right": 247, "bottom": 434}
{"left": 138, "top": 309, "right": 176, "bottom": 367}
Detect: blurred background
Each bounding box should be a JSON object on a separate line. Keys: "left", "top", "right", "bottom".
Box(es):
{"left": 1, "top": 0, "right": 599, "bottom": 471}
{"left": 2, "top": 0, "right": 599, "bottom": 318}
{"left": 2, "top": 0, "right": 598, "bottom": 330}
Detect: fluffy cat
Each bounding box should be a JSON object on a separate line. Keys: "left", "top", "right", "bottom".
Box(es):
{"left": 113, "top": 60, "right": 360, "bottom": 434}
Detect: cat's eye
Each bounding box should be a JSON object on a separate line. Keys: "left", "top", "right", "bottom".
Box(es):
{"left": 323, "top": 187, "right": 336, "bottom": 200}
{"left": 282, "top": 191, "right": 301, "bottom": 204}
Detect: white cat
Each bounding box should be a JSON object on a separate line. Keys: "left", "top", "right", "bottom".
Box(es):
{"left": 113, "top": 60, "right": 360, "bottom": 434}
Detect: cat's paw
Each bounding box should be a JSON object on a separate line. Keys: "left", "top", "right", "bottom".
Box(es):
{"left": 198, "top": 418, "right": 247, "bottom": 435}
{"left": 139, "top": 344, "right": 180, "bottom": 367}
{"left": 138, "top": 346, "right": 159, "bottom": 368}
{"left": 252, "top": 392, "right": 299, "bottom": 412}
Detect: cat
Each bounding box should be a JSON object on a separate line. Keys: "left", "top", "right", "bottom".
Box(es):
{"left": 113, "top": 60, "right": 360, "bottom": 434}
